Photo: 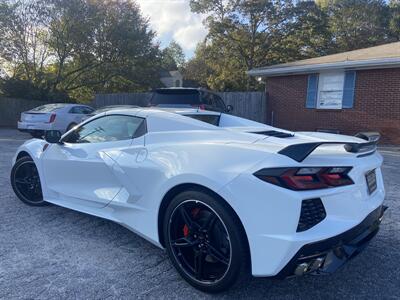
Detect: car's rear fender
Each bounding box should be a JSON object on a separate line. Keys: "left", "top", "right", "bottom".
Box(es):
{"left": 218, "top": 151, "right": 385, "bottom": 276}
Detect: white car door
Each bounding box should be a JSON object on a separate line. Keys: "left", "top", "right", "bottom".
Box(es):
{"left": 41, "top": 114, "right": 145, "bottom": 209}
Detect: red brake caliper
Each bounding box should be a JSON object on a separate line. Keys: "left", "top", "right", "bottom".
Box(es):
{"left": 182, "top": 207, "right": 201, "bottom": 237}
{"left": 183, "top": 224, "right": 190, "bottom": 237}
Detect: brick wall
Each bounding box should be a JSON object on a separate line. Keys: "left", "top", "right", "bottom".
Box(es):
{"left": 265, "top": 68, "right": 400, "bottom": 144}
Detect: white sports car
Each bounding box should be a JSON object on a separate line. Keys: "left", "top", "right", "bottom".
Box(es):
{"left": 10, "top": 108, "right": 386, "bottom": 293}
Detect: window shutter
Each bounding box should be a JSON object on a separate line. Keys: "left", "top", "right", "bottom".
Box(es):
{"left": 306, "top": 74, "right": 318, "bottom": 108}
{"left": 342, "top": 71, "right": 356, "bottom": 108}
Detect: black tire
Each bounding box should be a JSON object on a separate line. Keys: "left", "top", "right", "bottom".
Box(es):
{"left": 163, "top": 189, "right": 250, "bottom": 293}
{"left": 10, "top": 156, "right": 47, "bottom": 206}
{"left": 30, "top": 131, "right": 44, "bottom": 139}
{"left": 66, "top": 123, "right": 77, "bottom": 132}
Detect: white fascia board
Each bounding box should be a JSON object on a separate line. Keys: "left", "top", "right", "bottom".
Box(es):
{"left": 247, "top": 58, "right": 400, "bottom": 77}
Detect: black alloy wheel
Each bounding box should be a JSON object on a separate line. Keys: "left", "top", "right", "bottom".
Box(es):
{"left": 169, "top": 200, "right": 231, "bottom": 282}
{"left": 164, "top": 190, "right": 249, "bottom": 293}
{"left": 11, "top": 156, "right": 47, "bottom": 206}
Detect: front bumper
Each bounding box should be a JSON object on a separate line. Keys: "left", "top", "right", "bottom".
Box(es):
{"left": 277, "top": 205, "right": 387, "bottom": 278}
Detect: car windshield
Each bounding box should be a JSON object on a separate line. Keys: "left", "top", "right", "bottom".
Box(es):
{"left": 30, "top": 103, "right": 67, "bottom": 112}
{"left": 184, "top": 114, "right": 220, "bottom": 126}
{"left": 151, "top": 90, "right": 200, "bottom": 106}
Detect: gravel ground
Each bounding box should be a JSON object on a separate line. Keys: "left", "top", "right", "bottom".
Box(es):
{"left": 0, "top": 129, "right": 399, "bottom": 299}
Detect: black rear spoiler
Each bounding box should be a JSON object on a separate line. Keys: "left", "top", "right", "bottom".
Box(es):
{"left": 278, "top": 132, "right": 380, "bottom": 162}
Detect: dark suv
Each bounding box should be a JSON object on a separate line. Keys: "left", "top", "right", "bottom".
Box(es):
{"left": 150, "top": 88, "right": 233, "bottom": 113}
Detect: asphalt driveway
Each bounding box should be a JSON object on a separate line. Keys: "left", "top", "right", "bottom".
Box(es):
{"left": 0, "top": 129, "right": 399, "bottom": 299}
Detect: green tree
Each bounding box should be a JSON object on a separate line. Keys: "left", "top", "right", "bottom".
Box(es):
{"left": 189, "top": 0, "right": 294, "bottom": 90}
{"left": 188, "top": 0, "right": 397, "bottom": 91}
{"left": 0, "top": 0, "right": 161, "bottom": 101}
{"left": 184, "top": 41, "right": 249, "bottom": 91}
{"left": 389, "top": 0, "right": 400, "bottom": 40}
{"left": 49, "top": 0, "right": 161, "bottom": 99}
{"left": 0, "top": 0, "right": 54, "bottom": 98}
{"left": 182, "top": 43, "right": 210, "bottom": 88}
{"left": 161, "top": 41, "right": 185, "bottom": 70}
{"left": 325, "top": 0, "right": 390, "bottom": 52}
{"left": 281, "top": 1, "right": 332, "bottom": 60}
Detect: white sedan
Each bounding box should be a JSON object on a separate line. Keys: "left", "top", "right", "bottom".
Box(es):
{"left": 18, "top": 103, "right": 94, "bottom": 138}
{"left": 10, "top": 108, "right": 386, "bottom": 293}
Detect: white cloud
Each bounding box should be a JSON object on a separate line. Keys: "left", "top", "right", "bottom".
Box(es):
{"left": 136, "top": 0, "right": 208, "bottom": 57}
{"left": 174, "top": 22, "right": 207, "bottom": 51}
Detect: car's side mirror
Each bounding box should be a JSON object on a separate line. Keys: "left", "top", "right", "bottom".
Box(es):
{"left": 227, "top": 105, "right": 233, "bottom": 113}
{"left": 44, "top": 130, "right": 62, "bottom": 144}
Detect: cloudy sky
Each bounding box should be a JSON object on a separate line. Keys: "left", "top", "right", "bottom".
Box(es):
{"left": 136, "top": 0, "right": 208, "bottom": 58}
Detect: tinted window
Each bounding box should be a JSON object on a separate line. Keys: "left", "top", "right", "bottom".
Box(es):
{"left": 184, "top": 114, "right": 220, "bottom": 126}
{"left": 81, "top": 106, "right": 94, "bottom": 114}
{"left": 63, "top": 115, "right": 145, "bottom": 144}
{"left": 199, "top": 92, "right": 226, "bottom": 112}
{"left": 212, "top": 95, "right": 226, "bottom": 111}
{"left": 151, "top": 90, "right": 200, "bottom": 106}
{"left": 70, "top": 106, "right": 93, "bottom": 114}
{"left": 201, "top": 92, "right": 213, "bottom": 106}
{"left": 31, "top": 104, "right": 67, "bottom": 112}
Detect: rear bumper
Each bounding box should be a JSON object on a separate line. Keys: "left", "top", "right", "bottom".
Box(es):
{"left": 276, "top": 205, "right": 387, "bottom": 278}
{"left": 219, "top": 150, "right": 385, "bottom": 276}
{"left": 18, "top": 128, "right": 44, "bottom": 134}
{"left": 18, "top": 121, "right": 53, "bottom": 131}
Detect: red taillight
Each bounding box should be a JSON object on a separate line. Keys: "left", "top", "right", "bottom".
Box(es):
{"left": 320, "top": 171, "right": 353, "bottom": 187}
{"left": 254, "top": 167, "right": 353, "bottom": 190}
{"left": 47, "top": 113, "right": 56, "bottom": 123}
{"left": 281, "top": 169, "right": 328, "bottom": 190}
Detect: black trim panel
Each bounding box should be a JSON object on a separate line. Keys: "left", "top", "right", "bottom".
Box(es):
{"left": 276, "top": 205, "right": 387, "bottom": 278}
{"left": 278, "top": 132, "right": 380, "bottom": 162}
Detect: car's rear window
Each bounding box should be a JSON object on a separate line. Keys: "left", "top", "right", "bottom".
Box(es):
{"left": 151, "top": 90, "right": 200, "bottom": 106}
{"left": 184, "top": 114, "right": 220, "bottom": 126}
{"left": 30, "top": 103, "right": 67, "bottom": 112}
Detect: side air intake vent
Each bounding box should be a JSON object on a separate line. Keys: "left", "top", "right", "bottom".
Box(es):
{"left": 252, "top": 130, "right": 294, "bottom": 138}
{"left": 297, "top": 198, "right": 326, "bottom": 232}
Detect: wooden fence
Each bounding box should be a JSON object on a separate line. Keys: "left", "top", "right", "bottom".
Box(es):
{"left": 217, "top": 92, "right": 266, "bottom": 123}
{"left": 93, "top": 92, "right": 152, "bottom": 108}
{"left": 0, "top": 97, "right": 48, "bottom": 127}
{"left": 94, "top": 91, "right": 267, "bottom": 123}
{"left": 0, "top": 92, "right": 267, "bottom": 128}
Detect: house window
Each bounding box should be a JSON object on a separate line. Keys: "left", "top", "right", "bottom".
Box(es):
{"left": 306, "top": 71, "right": 356, "bottom": 109}
{"left": 317, "top": 72, "right": 345, "bottom": 109}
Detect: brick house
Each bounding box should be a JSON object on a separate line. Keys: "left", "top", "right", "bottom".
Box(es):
{"left": 248, "top": 42, "right": 400, "bottom": 144}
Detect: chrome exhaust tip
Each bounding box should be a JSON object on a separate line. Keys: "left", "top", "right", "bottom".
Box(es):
{"left": 294, "top": 263, "right": 309, "bottom": 276}
{"left": 294, "top": 257, "right": 325, "bottom": 276}
{"left": 310, "top": 257, "right": 325, "bottom": 271}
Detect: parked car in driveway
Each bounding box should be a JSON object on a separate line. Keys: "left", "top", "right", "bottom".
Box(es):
{"left": 11, "top": 107, "right": 386, "bottom": 292}
{"left": 18, "top": 103, "right": 94, "bottom": 138}
{"left": 150, "top": 88, "right": 233, "bottom": 113}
